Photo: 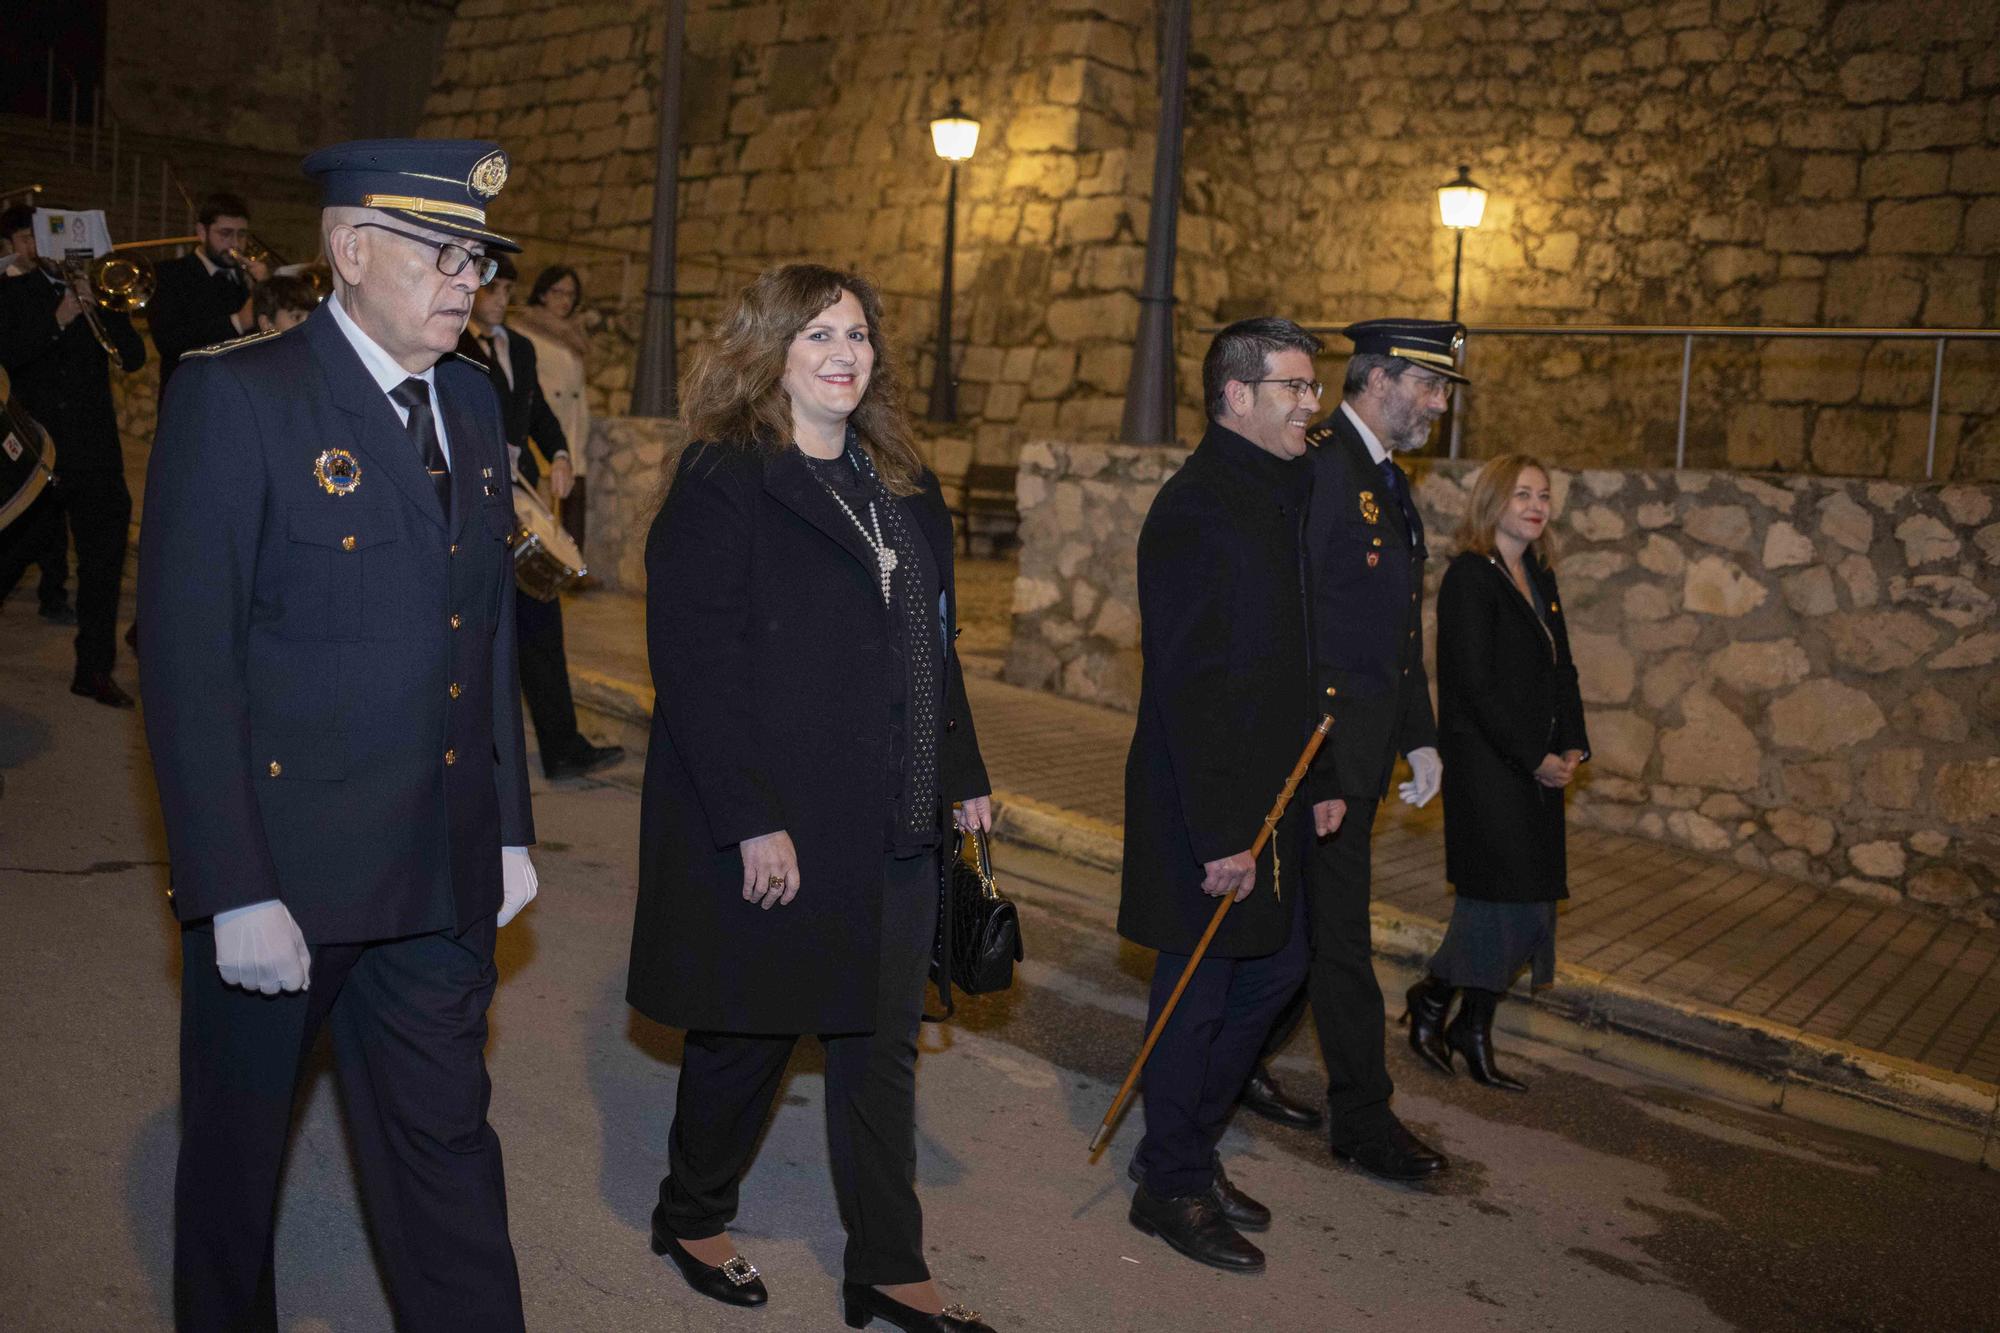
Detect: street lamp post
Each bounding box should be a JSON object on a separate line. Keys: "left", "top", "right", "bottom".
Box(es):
{"left": 927, "top": 98, "right": 979, "bottom": 423}
{"left": 1435, "top": 163, "right": 1487, "bottom": 325}
{"left": 1435, "top": 164, "right": 1486, "bottom": 456}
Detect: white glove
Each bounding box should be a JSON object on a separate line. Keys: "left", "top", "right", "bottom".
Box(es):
{"left": 499, "top": 846, "right": 538, "bottom": 927}
{"left": 213, "top": 898, "right": 311, "bottom": 994}
{"left": 1399, "top": 746, "right": 1442, "bottom": 808}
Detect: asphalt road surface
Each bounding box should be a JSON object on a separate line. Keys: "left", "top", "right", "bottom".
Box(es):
{"left": 2, "top": 605, "right": 1995, "bottom": 1332}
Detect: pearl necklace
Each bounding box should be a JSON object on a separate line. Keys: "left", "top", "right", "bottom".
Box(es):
{"left": 808, "top": 451, "right": 898, "bottom": 604}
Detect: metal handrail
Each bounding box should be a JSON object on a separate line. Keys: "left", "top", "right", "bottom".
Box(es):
{"left": 1286, "top": 321, "right": 2000, "bottom": 479}
{"left": 0, "top": 183, "right": 46, "bottom": 207}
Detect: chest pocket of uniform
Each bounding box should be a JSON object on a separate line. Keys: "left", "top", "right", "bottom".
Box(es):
{"left": 1320, "top": 517, "right": 1391, "bottom": 588}
{"left": 286, "top": 507, "right": 399, "bottom": 640}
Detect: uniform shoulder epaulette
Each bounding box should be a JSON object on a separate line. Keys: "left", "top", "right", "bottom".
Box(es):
{"left": 181, "top": 327, "right": 286, "bottom": 360}
{"left": 1304, "top": 421, "right": 1337, "bottom": 448}
{"left": 441, "top": 350, "right": 486, "bottom": 368}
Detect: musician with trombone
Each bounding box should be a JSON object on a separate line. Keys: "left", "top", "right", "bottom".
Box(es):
{"left": 147, "top": 190, "right": 267, "bottom": 399}
{"left": 0, "top": 203, "right": 145, "bottom": 707}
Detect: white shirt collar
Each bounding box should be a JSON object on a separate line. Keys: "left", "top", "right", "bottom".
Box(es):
{"left": 327, "top": 292, "right": 436, "bottom": 397}
{"left": 1339, "top": 400, "right": 1390, "bottom": 466}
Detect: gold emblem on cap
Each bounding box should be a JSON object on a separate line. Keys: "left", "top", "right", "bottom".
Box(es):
{"left": 313, "top": 447, "right": 363, "bottom": 496}
{"left": 469, "top": 152, "right": 509, "bottom": 199}
{"left": 1358, "top": 490, "right": 1381, "bottom": 524}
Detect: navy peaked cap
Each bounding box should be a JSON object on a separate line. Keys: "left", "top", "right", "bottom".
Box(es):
{"left": 1342, "top": 318, "right": 1470, "bottom": 383}
{"left": 302, "top": 139, "right": 521, "bottom": 253}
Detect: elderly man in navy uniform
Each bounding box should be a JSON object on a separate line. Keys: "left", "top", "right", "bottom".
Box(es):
{"left": 1239, "top": 319, "right": 1462, "bottom": 1181}
{"left": 139, "top": 139, "right": 540, "bottom": 1332}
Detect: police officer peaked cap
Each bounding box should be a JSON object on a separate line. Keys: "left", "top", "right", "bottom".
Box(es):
{"left": 1342, "top": 318, "right": 1470, "bottom": 384}
{"left": 302, "top": 138, "right": 522, "bottom": 253}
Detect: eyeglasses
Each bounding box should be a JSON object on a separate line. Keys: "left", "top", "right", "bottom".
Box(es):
{"left": 1241, "top": 378, "right": 1324, "bottom": 399}
{"left": 354, "top": 222, "right": 499, "bottom": 286}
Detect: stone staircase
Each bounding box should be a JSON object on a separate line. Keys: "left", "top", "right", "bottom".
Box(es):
{"left": 0, "top": 112, "right": 320, "bottom": 258}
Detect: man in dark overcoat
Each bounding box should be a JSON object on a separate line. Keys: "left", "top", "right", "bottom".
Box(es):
{"left": 1246, "top": 318, "right": 1464, "bottom": 1181}
{"left": 1118, "top": 318, "right": 1345, "bottom": 1274}
{"left": 140, "top": 139, "right": 541, "bottom": 1332}
{"left": 0, "top": 204, "right": 146, "bottom": 706}
{"left": 147, "top": 191, "right": 265, "bottom": 401}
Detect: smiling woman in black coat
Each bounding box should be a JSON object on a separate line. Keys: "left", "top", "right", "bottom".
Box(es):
{"left": 626, "top": 265, "right": 996, "bottom": 1332}
{"left": 1404, "top": 455, "right": 1589, "bottom": 1094}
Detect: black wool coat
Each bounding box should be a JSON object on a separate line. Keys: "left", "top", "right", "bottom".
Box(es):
{"left": 1118, "top": 425, "right": 1317, "bottom": 959}
{"left": 0, "top": 269, "right": 145, "bottom": 473}
{"left": 626, "top": 440, "right": 990, "bottom": 1035}
{"left": 1436, "top": 550, "right": 1591, "bottom": 903}
{"left": 149, "top": 252, "right": 246, "bottom": 398}
{"left": 454, "top": 327, "right": 568, "bottom": 473}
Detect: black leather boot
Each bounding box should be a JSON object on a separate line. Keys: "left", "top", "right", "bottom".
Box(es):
{"left": 1445, "top": 988, "right": 1527, "bottom": 1092}
{"left": 1238, "top": 1064, "right": 1322, "bottom": 1129}
{"left": 1403, "top": 975, "right": 1456, "bottom": 1076}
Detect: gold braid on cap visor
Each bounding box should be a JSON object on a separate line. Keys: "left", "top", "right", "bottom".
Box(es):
{"left": 361, "top": 193, "right": 487, "bottom": 223}
{"left": 1387, "top": 345, "right": 1456, "bottom": 370}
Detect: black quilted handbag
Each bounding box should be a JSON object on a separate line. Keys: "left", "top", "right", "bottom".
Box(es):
{"left": 927, "top": 828, "right": 1024, "bottom": 1019}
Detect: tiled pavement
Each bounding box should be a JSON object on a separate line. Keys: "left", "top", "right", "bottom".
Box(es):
{"left": 560, "top": 581, "right": 2000, "bottom": 1153}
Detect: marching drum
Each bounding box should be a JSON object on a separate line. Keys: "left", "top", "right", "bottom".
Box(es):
{"left": 1, "top": 367, "right": 58, "bottom": 533}
{"left": 511, "top": 476, "right": 587, "bottom": 602}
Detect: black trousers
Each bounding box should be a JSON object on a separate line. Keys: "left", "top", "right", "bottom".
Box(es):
{"left": 660, "top": 850, "right": 940, "bottom": 1286}
{"left": 1259, "top": 796, "right": 1396, "bottom": 1144}
{"left": 514, "top": 587, "right": 582, "bottom": 771}
{"left": 1135, "top": 857, "right": 1308, "bottom": 1199}
{"left": 175, "top": 917, "right": 523, "bottom": 1333}
{"left": 58, "top": 468, "right": 131, "bottom": 672}
{"left": 559, "top": 474, "right": 587, "bottom": 552}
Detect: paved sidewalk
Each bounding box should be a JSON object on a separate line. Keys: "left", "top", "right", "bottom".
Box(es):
{"left": 560, "top": 586, "right": 2000, "bottom": 1164}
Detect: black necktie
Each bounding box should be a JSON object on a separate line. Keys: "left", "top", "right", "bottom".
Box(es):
{"left": 1379, "top": 456, "right": 1418, "bottom": 547}
{"left": 389, "top": 377, "right": 451, "bottom": 515}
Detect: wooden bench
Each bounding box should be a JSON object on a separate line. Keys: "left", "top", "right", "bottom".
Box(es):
{"left": 954, "top": 461, "right": 1019, "bottom": 555}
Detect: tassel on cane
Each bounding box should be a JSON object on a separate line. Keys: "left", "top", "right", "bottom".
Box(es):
{"left": 1088, "top": 710, "right": 1335, "bottom": 1157}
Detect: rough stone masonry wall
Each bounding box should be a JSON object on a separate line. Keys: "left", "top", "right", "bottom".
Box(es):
{"left": 1006, "top": 443, "right": 2000, "bottom": 923}
{"left": 417, "top": 0, "right": 1998, "bottom": 478}
{"left": 418, "top": 0, "right": 1216, "bottom": 457}
{"left": 1187, "top": 0, "right": 2000, "bottom": 480}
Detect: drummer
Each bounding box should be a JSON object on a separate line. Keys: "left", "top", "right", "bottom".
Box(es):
{"left": 457, "top": 255, "right": 622, "bottom": 783}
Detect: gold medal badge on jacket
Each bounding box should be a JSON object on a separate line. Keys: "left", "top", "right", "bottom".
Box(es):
{"left": 313, "top": 448, "right": 363, "bottom": 496}
{"left": 1358, "top": 490, "right": 1381, "bottom": 524}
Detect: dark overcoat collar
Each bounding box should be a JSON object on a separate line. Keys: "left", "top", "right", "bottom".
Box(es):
{"left": 760, "top": 438, "right": 945, "bottom": 601}
{"left": 1317, "top": 407, "right": 1421, "bottom": 550}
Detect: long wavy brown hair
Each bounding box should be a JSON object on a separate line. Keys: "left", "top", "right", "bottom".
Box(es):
{"left": 1455, "top": 453, "right": 1561, "bottom": 567}
{"left": 672, "top": 263, "right": 925, "bottom": 495}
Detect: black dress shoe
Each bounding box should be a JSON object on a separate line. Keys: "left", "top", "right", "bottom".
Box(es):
{"left": 1129, "top": 1183, "right": 1265, "bottom": 1273}
{"left": 1126, "top": 1154, "right": 1271, "bottom": 1232}
{"left": 1238, "top": 1064, "right": 1323, "bottom": 1130}
{"left": 544, "top": 740, "right": 624, "bottom": 781}
{"left": 1332, "top": 1117, "right": 1448, "bottom": 1181}
{"left": 1404, "top": 975, "right": 1458, "bottom": 1076}
{"left": 40, "top": 602, "right": 77, "bottom": 625}
{"left": 71, "top": 670, "right": 136, "bottom": 710}
{"left": 648, "top": 1209, "right": 768, "bottom": 1308}
{"left": 841, "top": 1281, "right": 994, "bottom": 1331}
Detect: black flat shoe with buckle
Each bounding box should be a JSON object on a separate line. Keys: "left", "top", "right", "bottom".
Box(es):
{"left": 841, "top": 1281, "right": 994, "bottom": 1331}
{"left": 649, "top": 1208, "right": 768, "bottom": 1308}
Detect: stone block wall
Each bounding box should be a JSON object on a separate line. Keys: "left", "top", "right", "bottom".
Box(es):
{"left": 1005, "top": 442, "right": 2000, "bottom": 923}
{"left": 581, "top": 415, "right": 678, "bottom": 592}
{"left": 1187, "top": 0, "right": 2000, "bottom": 480}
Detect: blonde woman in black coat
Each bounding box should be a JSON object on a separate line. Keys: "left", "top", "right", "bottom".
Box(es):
{"left": 626, "top": 265, "right": 996, "bottom": 1332}
{"left": 1405, "top": 455, "right": 1589, "bottom": 1092}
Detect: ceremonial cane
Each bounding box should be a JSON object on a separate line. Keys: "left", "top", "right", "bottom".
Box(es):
{"left": 1089, "top": 711, "right": 1335, "bottom": 1157}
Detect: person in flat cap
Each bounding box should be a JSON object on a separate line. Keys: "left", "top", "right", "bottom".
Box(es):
{"left": 140, "top": 138, "right": 539, "bottom": 1332}
{"left": 1232, "top": 318, "right": 1460, "bottom": 1182}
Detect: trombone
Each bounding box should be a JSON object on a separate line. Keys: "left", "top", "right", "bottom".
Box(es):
{"left": 231, "top": 233, "right": 332, "bottom": 302}
{"left": 49, "top": 235, "right": 190, "bottom": 363}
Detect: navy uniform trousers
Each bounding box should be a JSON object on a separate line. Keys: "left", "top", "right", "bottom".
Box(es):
{"left": 176, "top": 916, "right": 522, "bottom": 1333}
{"left": 1135, "top": 819, "right": 1311, "bottom": 1199}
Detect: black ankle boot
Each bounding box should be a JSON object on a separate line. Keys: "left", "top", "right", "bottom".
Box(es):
{"left": 1445, "top": 988, "right": 1527, "bottom": 1092}
{"left": 1403, "top": 975, "right": 1456, "bottom": 1076}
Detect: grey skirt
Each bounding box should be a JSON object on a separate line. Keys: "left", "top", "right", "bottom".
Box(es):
{"left": 1427, "top": 897, "right": 1557, "bottom": 992}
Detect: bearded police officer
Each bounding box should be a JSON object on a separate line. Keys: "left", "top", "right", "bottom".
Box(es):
{"left": 1240, "top": 319, "right": 1462, "bottom": 1181}
{"left": 140, "top": 139, "right": 539, "bottom": 1332}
